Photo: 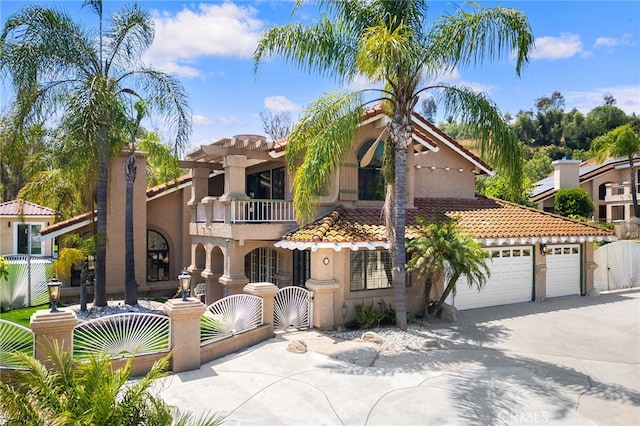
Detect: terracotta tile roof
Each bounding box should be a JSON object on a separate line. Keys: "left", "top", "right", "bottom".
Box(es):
{"left": 279, "top": 196, "right": 613, "bottom": 246}
{"left": 0, "top": 199, "right": 55, "bottom": 216}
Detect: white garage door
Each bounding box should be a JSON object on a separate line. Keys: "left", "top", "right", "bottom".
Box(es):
{"left": 448, "top": 246, "right": 533, "bottom": 310}
{"left": 545, "top": 244, "right": 581, "bottom": 298}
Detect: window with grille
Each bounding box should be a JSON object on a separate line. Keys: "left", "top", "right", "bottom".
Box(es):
{"left": 350, "top": 250, "right": 392, "bottom": 291}
{"left": 245, "top": 247, "right": 278, "bottom": 284}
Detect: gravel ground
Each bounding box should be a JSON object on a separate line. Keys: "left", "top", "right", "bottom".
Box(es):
{"left": 325, "top": 323, "right": 448, "bottom": 353}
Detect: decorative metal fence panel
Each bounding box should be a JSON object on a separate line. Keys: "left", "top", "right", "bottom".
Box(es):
{"left": 273, "top": 286, "right": 313, "bottom": 330}
{"left": 0, "top": 255, "right": 51, "bottom": 310}
{"left": 201, "top": 294, "right": 263, "bottom": 345}
{"left": 73, "top": 313, "right": 170, "bottom": 359}
{"left": 0, "top": 319, "right": 34, "bottom": 368}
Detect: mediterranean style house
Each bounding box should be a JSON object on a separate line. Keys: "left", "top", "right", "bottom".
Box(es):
{"left": 38, "top": 107, "right": 615, "bottom": 328}
{"left": 532, "top": 157, "right": 640, "bottom": 230}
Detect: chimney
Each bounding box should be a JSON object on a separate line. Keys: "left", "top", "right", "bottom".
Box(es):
{"left": 553, "top": 158, "right": 581, "bottom": 190}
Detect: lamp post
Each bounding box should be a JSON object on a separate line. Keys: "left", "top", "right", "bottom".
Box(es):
{"left": 47, "top": 277, "right": 62, "bottom": 313}
{"left": 178, "top": 268, "right": 191, "bottom": 301}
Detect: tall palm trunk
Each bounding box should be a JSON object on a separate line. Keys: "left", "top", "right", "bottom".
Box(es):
{"left": 388, "top": 103, "right": 413, "bottom": 331}
{"left": 629, "top": 159, "right": 639, "bottom": 218}
{"left": 124, "top": 149, "right": 137, "bottom": 305}
{"left": 94, "top": 124, "right": 109, "bottom": 307}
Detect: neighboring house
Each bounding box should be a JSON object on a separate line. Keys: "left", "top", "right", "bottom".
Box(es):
{"left": 0, "top": 199, "right": 56, "bottom": 257}
{"left": 0, "top": 200, "right": 56, "bottom": 309}
{"left": 38, "top": 107, "right": 615, "bottom": 327}
{"left": 531, "top": 157, "right": 640, "bottom": 224}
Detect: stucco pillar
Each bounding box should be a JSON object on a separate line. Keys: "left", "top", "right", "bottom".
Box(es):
{"left": 219, "top": 155, "right": 248, "bottom": 202}
{"left": 219, "top": 241, "right": 249, "bottom": 296}
{"left": 30, "top": 309, "right": 78, "bottom": 366}
{"left": 244, "top": 282, "right": 279, "bottom": 332}
{"left": 535, "top": 243, "right": 548, "bottom": 301}
{"left": 188, "top": 166, "right": 211, "bottom": 223}
{"left": 164, "top": 298, "right": 205, "bottom": 373}
{"left": 306, "top": 279, "right": 339, "bottom": 330}
{"left": 583, "top": 242, "right": 598, "bottom": 295}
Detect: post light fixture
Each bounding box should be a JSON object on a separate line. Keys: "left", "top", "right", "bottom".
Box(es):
{"left": 178, "top": 268, "right": 191, "bottom": 301}
{"left": 48, "top": 277, "right": 62, "bottom": 313}
{"left": 341, "top": 301, "right": 349, "bottom": 319}
{"left": 323, "top": 257, "right": 330, "bottom": 265}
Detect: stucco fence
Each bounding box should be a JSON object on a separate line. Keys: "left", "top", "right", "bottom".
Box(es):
{"left": 0, "top": 282, "right": 297, "bottom": 378}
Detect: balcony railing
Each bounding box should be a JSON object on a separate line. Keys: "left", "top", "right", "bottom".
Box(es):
{"left": 196, "top": 198, "right": 296, "bottom": 224}
{"left": 604, "top": 183, "right": 640, "bottom": 202}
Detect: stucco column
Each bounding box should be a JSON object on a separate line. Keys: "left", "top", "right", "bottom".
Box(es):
{"left": 306, "top": 279, "right": 339, "bottom": 330}
{"left": 219, "top": 155, "right": 248, "bottom": 202}
{"left": 30, "top": 309, "right": 78, "bottom": 366}
{"left": 188, "top": 166, "right": 210, "bottom": 223}
{"left": 164, "top": 298, "right": 205, "bottom": 373}
{"left": 219, "top": 241, "right": 249, "bottom": 296}
{"left": 244, "top": 282, "right": 279, "bottom": 333}
{"left": 535, "top": 243, "right": 548, "bottom": 301}
{"left": 583, "top": 242, "right": 598, "bottom": 294}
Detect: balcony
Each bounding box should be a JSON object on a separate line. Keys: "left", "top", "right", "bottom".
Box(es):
{"left": 604, "top": 183, "right": 640, "bottom": 203}
{"left": 196, "top": 197, "right": 296, "bottom": 224}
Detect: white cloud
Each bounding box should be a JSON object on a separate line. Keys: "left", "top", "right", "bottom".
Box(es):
{"left": 264, "top": 95, "right": 300, "bottom": 112}
{"left": 531, "top": 34, "right": 586, "bottom": 59}
{"left": 564, "top": 85, "right": 640, "bottom": 115}
{"left": 192, "top": 114, "right": 213, "bottom": 126}
{"left": 144, "top": 3, "right": 264, "bottom": 77}
{"left": 424, "top": 67, "right": 496, "bottom": 95}
{"left": 594, "top": 33, "right": 635, "bottom": 48}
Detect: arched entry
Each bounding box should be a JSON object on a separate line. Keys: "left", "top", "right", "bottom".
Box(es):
{"left": 245, "top": 247, "right": 278, "bottom": 284}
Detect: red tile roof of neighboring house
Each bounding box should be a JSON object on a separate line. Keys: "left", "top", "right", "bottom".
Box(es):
{"left": 277, "top": 196, "right": 614, "bottom": 249}
{"left": 0, "top": 199, "right": 55, "bottom": 216}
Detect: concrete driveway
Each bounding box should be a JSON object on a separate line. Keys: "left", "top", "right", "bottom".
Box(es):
{"left": 158, "top": 290, "right": 640, "bottom": 425}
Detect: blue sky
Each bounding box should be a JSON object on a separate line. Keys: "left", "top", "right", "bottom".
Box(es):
{"left": 1, "top": 1, "right": 639, "bottom": 153}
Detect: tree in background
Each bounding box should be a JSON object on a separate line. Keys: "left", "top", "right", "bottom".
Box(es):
{"left": 554, "top": 188, "right": 595, "bottom": 219}
{"left": 1, "top": 0, "right": 191, "bottom": 307}
{"left": 255, "top": 0, "right": 532, "bottom": 329}
{"left": 407, "top": 215, "right": 490, "bottom": 317}
{"left": 591, "top": 124, "right": 640, "bottom": 218}
{"left": 260, "top": 110, "right": 293, "bottom": 141}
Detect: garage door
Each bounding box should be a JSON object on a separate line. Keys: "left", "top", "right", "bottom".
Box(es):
{"left": 448, "top": 246, "right": 533, "bottom": 310}
{"left": 545, "top": 244, "right": 581, "bottom": 298}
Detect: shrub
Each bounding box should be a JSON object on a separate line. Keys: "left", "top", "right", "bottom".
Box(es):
{"left": 555, "top": 188, "right": 594, "bottom": 218}
{"left": 355, "top": 302, "right": 396, "bottom": 329}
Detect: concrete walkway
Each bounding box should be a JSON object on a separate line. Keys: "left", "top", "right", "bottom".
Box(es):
{"left": 158, "top": 290, "right": 640, "bottom": 425}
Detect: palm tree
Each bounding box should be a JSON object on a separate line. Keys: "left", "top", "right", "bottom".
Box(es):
{"left": 51, "top": 234, "right": 97, "bottom": 311}
{"left": 1, "top": 0, "right": 191, "bottom": 306}
{"left": 592, "top": 124, "right": 640, "bottom": 218}
{"left": 254, "top": 0, "right": 533, "bottom": 329}
{"left": 0, "top": 343, "right": 220, "bottom": 425}
{"left": 123, "top": 100, "right": 182, "bottom": 305}
{"left": 407, "top": 214, "right": 489, "bottom": 316}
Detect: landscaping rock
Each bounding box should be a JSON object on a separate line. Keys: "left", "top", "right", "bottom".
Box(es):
{"left": 360, "top": 331, "right": 384, "bottom": 346}
{"left": 437, "top": 303, "right": 458, "bottom": 322}
{"left": 287, "top": 339, "right": 308, "bottom": 354}
{"left": 330, "top": 345, "right": 379, "bottom": 367}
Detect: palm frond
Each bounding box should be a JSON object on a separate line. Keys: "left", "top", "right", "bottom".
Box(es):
{"left": 428, "top": 3, "right": 533, "bottom": 75}
{"left": 433, "top": 84, "right": 524, "bottom": 196}
{"left": 287, "top": 91, "right": 364, "bottom": 224}
{"left": 254, "top": 15, "right": 359, "bottom": 82}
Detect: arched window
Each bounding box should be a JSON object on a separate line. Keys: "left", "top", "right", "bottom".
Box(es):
{"left": 357, "top": 139, "right": 386, "bottom": 201}
{"left": 147, "top": 230, "right": 169, "bottom": 281}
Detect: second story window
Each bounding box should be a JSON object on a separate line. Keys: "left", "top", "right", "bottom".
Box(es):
{"left": 357, "top": 139, "right": 386, "bottom": 201}
{"left": 247, "top": 167, "right": 285, "bottom": 199}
